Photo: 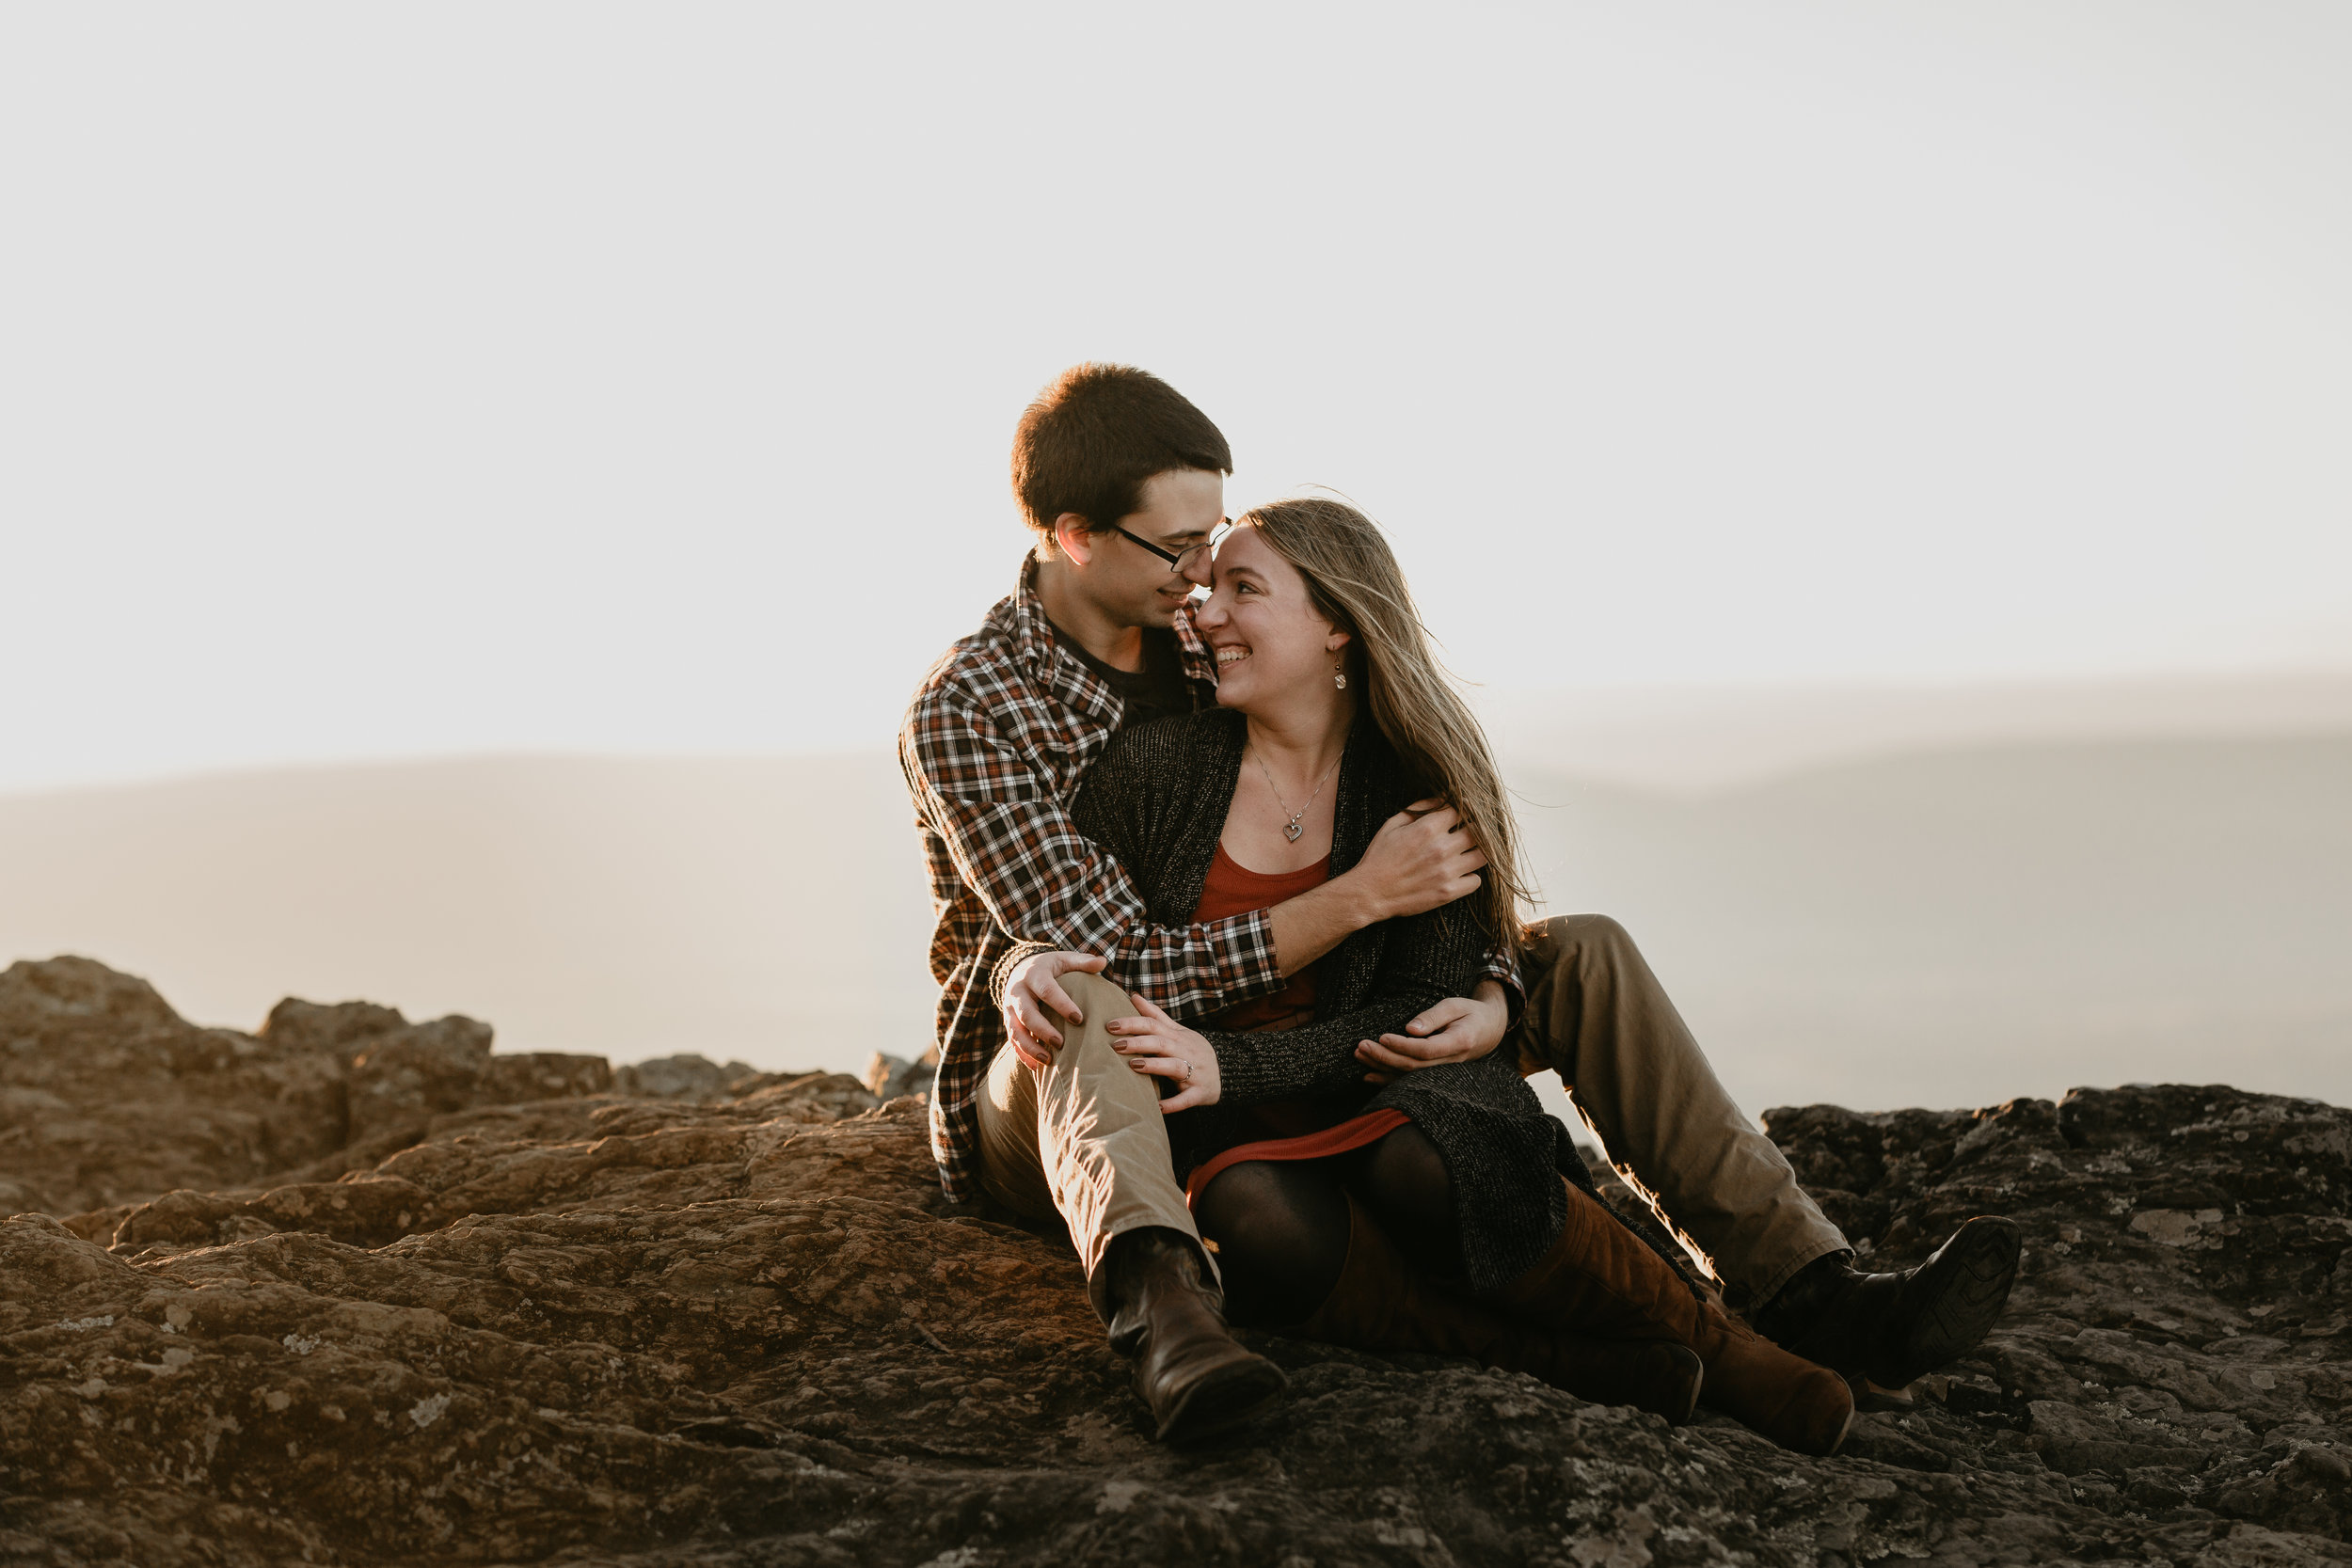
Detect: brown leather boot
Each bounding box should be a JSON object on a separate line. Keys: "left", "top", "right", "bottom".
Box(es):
{"left": 1753, "top": 1217, "right": 2023, "bottom": 1388}
{"left": 1496, "top": 1180, "right": 1852, "bottom": 1455}
{"left": 1295, "top": 1196, "right": 1704, "bottom": 1425}
{"left": 1104, "top": 1227, "right": 1286, "bottom": 1445}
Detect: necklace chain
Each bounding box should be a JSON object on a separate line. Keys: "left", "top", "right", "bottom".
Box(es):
{"left": 1248, "top": 748, "right": 1340, "bottom": 843}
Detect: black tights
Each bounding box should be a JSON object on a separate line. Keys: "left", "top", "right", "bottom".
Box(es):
{"left": 1192, "top": 1123, "right": 1463, "bottom": 1326}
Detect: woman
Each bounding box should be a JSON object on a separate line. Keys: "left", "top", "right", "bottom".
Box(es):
{"left": 1025, "top": 497, "right": 1852, "bottom": 1454}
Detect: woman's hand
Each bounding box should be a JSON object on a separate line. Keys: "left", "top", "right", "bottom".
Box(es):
{"left": 1105, "top": 993, "right": 1221, "bottom": 1112}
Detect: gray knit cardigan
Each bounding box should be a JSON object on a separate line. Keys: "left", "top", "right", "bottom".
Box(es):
{"left": 1017, "top": 705, "right": 1596, "bottom": 1295}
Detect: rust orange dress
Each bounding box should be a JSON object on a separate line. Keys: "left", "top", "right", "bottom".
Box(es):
{"left": 1183, "top": 842, "right": 1407, "bottom": 1200}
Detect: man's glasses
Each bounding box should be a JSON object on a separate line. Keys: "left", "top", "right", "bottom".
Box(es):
{"left": 1114, "top": 518, "right": 1234, "bottom": 575}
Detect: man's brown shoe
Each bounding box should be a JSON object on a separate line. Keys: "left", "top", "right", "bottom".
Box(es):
{"left": 1104, "top": 1228, "right": 1286, "bottom": 1444}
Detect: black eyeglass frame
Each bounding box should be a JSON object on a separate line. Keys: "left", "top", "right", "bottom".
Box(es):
{"left": 1112, "top": 518, "right": 1234, "bottom": 575}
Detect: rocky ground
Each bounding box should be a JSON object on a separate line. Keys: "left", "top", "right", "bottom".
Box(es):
{"left": 2, "top": 956, "right": 2346, "bottom": 1567}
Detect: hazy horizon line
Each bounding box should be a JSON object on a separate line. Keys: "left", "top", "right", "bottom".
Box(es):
{"left": 8, "top": 664, "right": 2351, "bottom": 803}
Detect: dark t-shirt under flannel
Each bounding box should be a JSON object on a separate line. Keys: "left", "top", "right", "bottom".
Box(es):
{"left": 1049, "top": 621, "right": 1192, "bottom": 728}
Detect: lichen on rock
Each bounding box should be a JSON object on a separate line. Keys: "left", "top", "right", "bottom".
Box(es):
{"left": 1, "top": 955, "right": 2346, "bottom": 1565}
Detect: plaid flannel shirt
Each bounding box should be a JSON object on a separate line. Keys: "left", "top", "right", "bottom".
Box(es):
{"left": 899, "top": 561, "right": 1519, "bottom": 1204}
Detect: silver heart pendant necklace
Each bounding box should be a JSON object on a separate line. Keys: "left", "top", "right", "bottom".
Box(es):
{"left": 1249, "top": 748, "right": 1340, "bottom": 844}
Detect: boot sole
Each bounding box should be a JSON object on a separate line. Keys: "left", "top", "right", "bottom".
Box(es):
{"left": 1872, "top": 1216, "right": 2021, "bottom": 1388}
{"left": 1154, "top": 1354, "right": 1288, "bottom": 1446}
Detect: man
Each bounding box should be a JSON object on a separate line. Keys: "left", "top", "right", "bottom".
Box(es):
{"left": 901, "top": 363, "right": 2018, "bottom": 1440}
{"left": 899, "top": 363, "right": 1502, "bottom": 1442}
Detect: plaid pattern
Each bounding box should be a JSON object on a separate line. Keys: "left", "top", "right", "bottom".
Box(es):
{"left": 900, "top": 563, "right": 1282, "bottom": 1202}
{"left": 899, "top": 559, "right": 1523, "bottom": 1204}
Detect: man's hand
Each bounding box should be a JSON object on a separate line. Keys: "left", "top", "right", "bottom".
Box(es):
{"left": 1345, "top": 798, "right": 1489, "bottom": 921}
{"left": 1105, "top": 993, "right": 1221, "bottom": 1113}
{"left": 1354, "top": 979, "right": 1510, "bottom": 1084}
{"left": 1002, "top": 950, "right": 1107, "bottom": 1069}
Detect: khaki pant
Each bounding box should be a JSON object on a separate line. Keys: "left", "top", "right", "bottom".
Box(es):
{"left": 974, "top": 971, "right": 1212, "bottom": 1322}
{"left": 1514, "top": 914, "right": 1850, "bottom": 1306}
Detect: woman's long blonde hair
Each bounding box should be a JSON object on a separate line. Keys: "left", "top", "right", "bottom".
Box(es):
{"left": 1239, "top": 496, "right": 1534, "bottom": 956}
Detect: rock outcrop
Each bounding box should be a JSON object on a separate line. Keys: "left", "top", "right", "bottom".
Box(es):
{"left": 1, "top": 955, "right": 2346, "bottom": 1566}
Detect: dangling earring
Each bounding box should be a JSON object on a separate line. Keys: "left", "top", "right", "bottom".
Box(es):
{"left": 1333, "top": 656, "right": 1348, "bottom": 690}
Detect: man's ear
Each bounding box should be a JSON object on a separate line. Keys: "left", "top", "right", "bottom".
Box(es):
{"left": 1052, "top": 515, "right": 1097, "bottom": 566}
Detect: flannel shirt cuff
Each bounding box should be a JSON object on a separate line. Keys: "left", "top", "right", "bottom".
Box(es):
{"left": 987, "top": 912, "right": 1280, "bottom": 1022}
{"left": 1216, "top": 910, "right": 1284, "bottom": 1004}
{"left": 1478, "top": 947, "right": 1526, "bottom": 1027}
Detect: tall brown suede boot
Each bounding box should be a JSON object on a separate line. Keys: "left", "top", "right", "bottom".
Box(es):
{"left": 1496, "top": 1180, "right": 1853, "bottom": 1456}
{"left": 1295, "top": 1196, "right": 1704, "bottom": 1424}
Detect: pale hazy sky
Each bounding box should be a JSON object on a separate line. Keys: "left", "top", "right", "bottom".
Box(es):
{"left": 5, "top": 3, "right": 2348, "bottom": 795}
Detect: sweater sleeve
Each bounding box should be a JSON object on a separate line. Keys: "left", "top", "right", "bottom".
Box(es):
{"left": 1204, "top": 882, "right": 1492, "bottom": 1105}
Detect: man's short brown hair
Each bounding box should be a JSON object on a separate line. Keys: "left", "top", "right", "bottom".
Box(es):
{"left": 1011, "top": 363, "right": 1232, "bottom": 534}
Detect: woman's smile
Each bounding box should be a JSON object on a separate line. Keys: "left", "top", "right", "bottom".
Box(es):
{"left": 1194, "top": 526, "right": 1353, "bottom": 719}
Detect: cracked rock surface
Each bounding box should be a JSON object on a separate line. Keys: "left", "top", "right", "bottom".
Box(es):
{"left": 2, "top": 956, "right": 2347, "bottom": 1566}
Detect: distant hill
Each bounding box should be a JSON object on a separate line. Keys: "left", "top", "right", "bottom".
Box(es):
{"left": 1475, "top": 672, "right": 2352, "bottom": 792}
{"left": 1, "top": 727, "right": 2346, "bottom": 1114}
{"left": 1509, "top": 732, "right": 2352, "bottom": 1115}
{"left": 0, "top": 754, "right": 944, "bottom": 1074}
